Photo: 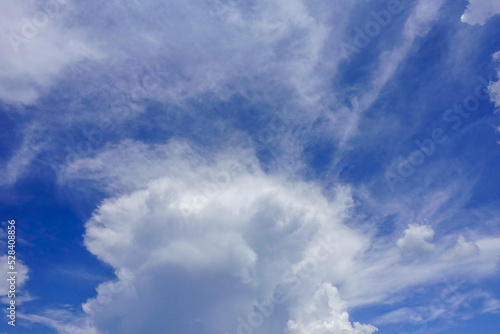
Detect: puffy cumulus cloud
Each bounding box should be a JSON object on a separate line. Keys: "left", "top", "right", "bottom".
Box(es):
{"left": 31, "top": 141, "right": 500, "bottom": 333}
{"left": 287, "top": 283, "right": 377, "bottom": 334}
{"left": 396, "top": 224, "right": 435, "bottom": 260}
{"left": 0, "top": 0, "right": 98, "bottom": 104}
{"left": 461, "top": 0, "right": 500, "bottom": 26}
{"left": 442, "top": 236, "right": 480, "bottom": 261}
{"left": 51, "top": 140, "right": 370, "bottom": 333}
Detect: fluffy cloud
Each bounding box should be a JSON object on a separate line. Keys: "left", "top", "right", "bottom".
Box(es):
{"left": 41, "top": 140, "right": 369, "bottom": 333}
{"left": 442, "top": 236, "right": 480, "bottom": 261}
{"left": 397, "top": 224, "right": 435, "bottom": 260}
{"left": 27, "top": 141, "right": 500, "bottom": 334}
{"left": 461, "top": 0, "right": 500, "bottom": 26}
{"left": 287, "top": 283, "right": 377, "bottom": 334}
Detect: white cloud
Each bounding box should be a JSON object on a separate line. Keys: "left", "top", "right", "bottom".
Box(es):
{"left": 488, "top": 51, "right": 500, "bottom": 109}
{"left": 36, "top": 140, "right": 373, "bottom": 333}
{"left": 1, "top": 0, "right": 452, "bottom": 190}
{"left": 0, "top": 0, "right": 353, "bottom": 187}
{"left": 287, "top": 283, "right": 378, "bottom": 334}
{"left": 0, "top": 0, "right": 98, "bottom": 104}
{"left": 461, "top": 0, "right": 500, "bottom": 26}
{"left": 490, "top": 79, "right": 500, "bottom": 107}
{"left": 50, "top": 0, "right": 341, "bottom": 111}
{"left": 0, "top": 255, "right": 29, "bottom": 296}
{"left": 442, "top": 235, "right": 480, "bottom": 261}
{"left": 397, "top": 224, "right": 435, "bottom": 260}
{"left": 337, "top": 0, "right": 447, "bottom": 144}
{"left": 30, "top": 140, "right": 500, "bottom": 333}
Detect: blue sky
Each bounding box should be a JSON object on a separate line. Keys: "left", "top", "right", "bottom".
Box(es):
{"left": 1, "top": 0, "right": 500, "bottom": 333}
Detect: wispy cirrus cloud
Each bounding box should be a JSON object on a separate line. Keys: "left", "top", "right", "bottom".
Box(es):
{"left": 0, "top": 0, "right": 99, "bottom": 104}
